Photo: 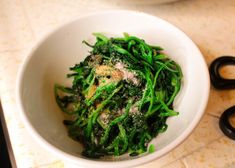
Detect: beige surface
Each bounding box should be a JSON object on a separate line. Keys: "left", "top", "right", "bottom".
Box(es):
{"left": 0, "top": 0, "right": 235, "bottom": 167}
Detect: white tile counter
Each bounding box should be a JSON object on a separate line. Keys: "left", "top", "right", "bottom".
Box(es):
{"left": 1, "top": 0, "right": 235, "bottom": 167}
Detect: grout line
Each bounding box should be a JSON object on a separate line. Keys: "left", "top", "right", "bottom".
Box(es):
{"left": 181, "top": 158, "right": 189, "bottom": 168}
{"left": 161, "top": 135, "right": 224, "bottom": 168}
{"left": 18, "top": 0, "right": 37, "bottom": 41}
{"left": 162, "top": 158, "right": 187, "bottom": 168}
{"left": 180, "top": 135, "right": 224, "bottom": 157}
{"left": 177, "top": 135, "right": 226, "bottom": 168}
{"left": 207, "top": 112, "right": 220, "bottom": 118}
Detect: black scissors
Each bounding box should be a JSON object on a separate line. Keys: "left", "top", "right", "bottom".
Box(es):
{"left": 209, "top": 56, "right": 235, "bottom": 140}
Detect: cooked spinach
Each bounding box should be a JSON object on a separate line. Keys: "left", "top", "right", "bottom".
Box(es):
{"left": 54, "top": 33, "right": 182, "bottom": 158}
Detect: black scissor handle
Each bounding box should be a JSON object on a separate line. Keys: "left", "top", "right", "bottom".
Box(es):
{"left": 219, "top": 106, "right": 235, "bottom": 140}
{"left": 209, "top": 56, "right": 235, "bottom": 89}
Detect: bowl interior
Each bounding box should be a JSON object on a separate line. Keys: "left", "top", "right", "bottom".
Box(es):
{"left": 18, "top": 11, "right": 209, "bottom": 167}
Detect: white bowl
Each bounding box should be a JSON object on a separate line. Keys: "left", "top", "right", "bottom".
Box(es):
{"left": 16, "top": 10, "right": 210, "bottom": 168}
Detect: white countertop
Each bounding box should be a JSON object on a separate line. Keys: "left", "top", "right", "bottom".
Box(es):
{"left": 1, "top": 0, "right": 235, "bottom": 167}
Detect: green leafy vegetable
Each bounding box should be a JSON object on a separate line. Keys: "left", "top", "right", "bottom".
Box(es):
{"left": 54, "top": 33, "right": 182, "bottom": 158}
{"left": 149, "top": 144, "right": 155, "bottom": 153}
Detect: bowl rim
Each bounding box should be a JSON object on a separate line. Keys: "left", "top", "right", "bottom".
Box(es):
{"left": 16, "top": 9, "right": 210, "bottom": 168}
